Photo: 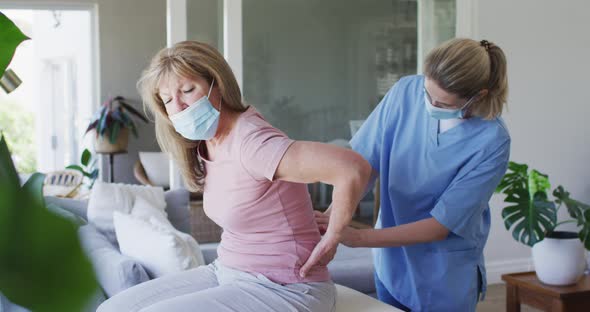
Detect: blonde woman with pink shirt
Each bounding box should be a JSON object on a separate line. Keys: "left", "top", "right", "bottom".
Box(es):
{"left": 97, "top": 41, "right": 371, "bottom": 312}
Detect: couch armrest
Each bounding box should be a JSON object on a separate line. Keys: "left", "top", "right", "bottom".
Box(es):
{"left": 78, "top": 224, "right": 150, "bottom": 297}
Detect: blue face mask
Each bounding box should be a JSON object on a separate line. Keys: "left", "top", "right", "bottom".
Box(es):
{"left": 169, "top": 79, "right": 220, "bottom": 140}
{"left": 424, "top": 88, "right": 475, "bottom": 120}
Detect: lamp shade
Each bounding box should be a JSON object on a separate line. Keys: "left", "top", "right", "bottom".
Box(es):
{"left": 0, "top": 68, "right": 23, "bottom": 93}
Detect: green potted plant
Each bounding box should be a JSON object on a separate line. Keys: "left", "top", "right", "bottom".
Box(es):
{"left": 85, "top": 96, "right": 148, "bottom": 153}
{"left": 495, "top": 161, "right": 590, "bottom": 285}
{"left": 67, "top": 148, "right": 99, "bottom": 188}
{"left": 1, "top": 11, "right": 99, "bottom": 311}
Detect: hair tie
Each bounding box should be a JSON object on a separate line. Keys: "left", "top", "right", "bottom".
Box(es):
{"left": 480, "top": 40, "right": 491, "bottom": 51}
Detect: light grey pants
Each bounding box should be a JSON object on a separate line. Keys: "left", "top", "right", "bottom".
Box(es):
{"left": 97, "top": 261, "right": 336, "bottom": 312}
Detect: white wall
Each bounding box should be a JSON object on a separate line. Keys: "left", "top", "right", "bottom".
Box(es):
{"left": 475, "top": 0, "right": 590, "bottom": 283}
{"left": 96, "top": 0, "right": 166, "bottom": 183}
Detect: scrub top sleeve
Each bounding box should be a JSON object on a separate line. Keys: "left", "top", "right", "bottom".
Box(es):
{"left": 349, "top": 84, "right": 399, "bottom": 173}
{"left": 430, "top": 140, "right": 511, "bottom": 241}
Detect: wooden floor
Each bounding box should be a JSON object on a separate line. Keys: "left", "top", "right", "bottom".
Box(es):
{"left": 477, "top": 284, "right": 541, "bottom": 312}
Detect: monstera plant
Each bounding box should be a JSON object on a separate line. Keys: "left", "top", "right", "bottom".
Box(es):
{"left": 495, "top": 161, "right": 590, "bottom": 249}
{"left": 0, "top": 11, "right": 99, "bottom": 311}
{"left": 495, "top": 161, "right": 590, "bottom": 285}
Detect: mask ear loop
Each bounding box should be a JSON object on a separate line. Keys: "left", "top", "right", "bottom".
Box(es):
{"left": 207, "top": 78, "right": 222, "bottom": 112}
{"left": 459, "top": 93, "right": 481, "bottom": 119}
{"left": 207, "top": 78, "right": 215, "bottom": 98}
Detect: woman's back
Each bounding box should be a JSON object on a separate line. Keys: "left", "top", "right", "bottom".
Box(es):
{"left": 200, "top": 106, "right": 330, "bottom": 284}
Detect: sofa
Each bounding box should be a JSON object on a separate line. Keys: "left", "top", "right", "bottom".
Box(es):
{"left": 1, "top": 189, "right": 397, "bottom": 312}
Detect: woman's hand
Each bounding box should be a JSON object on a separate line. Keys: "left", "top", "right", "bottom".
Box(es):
{"left": 299, "top": 231, "right": 340, "bottom": 278}
{"left": 339, "top": 226, "right": 364, "bottom": 247}
{"left": 315, "top": 210, "right": 364, "bottom": 247}
{"left": 314, "top": 210, "right": 330, "bottom": 234}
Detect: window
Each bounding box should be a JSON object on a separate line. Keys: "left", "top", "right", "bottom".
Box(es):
{"left": 0, "top": 8, "right": 97, "bottom": 174}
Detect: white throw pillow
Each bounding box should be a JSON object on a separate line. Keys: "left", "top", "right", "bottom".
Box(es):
{"left": 113, "top": 211, "right": 205, "bottom": 278}
{"left": 131, "top": 195, "right": 169, "bottom": 225}
{"left": 87, "top": 182, "right": 166, "bottom": 236}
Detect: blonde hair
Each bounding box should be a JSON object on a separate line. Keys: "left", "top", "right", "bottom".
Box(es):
{"left": 424, "top": 38, "right": 508, "bottom": 119}
{"left": 137, "top": 41, "right": 247, "bottom": 192}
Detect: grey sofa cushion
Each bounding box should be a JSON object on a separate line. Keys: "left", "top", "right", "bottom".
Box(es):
{"left": 44, "top": 189, "right": 191, "bottom": 234}
{"left": 200, "top": 242, "right": 220, "bottom": 265}
{"left": 46, "top": 203, "right": 87, "bottom": 227}
{"left": 44, "top": 196, "right": 88, "bottom": 221}
{"left": 78, "top": 224, "right": 150, "bottom": 297}
{"left": 164, "top": 189, "right": 191, "bottom": 234}
{"left": 0, "top": 292, "right": 30, "bottom": 312}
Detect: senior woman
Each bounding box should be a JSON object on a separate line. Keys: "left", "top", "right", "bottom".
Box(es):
{"left": 97, "top": 41, "right": 371, "bottom": 312}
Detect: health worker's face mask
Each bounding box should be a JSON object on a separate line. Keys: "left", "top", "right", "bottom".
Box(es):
{"left": 424, "top": 87, "right": 475, "bottom": 120}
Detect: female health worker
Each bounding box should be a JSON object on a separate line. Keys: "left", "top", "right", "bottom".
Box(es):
{"left": 310, "top": 38, "right": 510, "bottom": 311}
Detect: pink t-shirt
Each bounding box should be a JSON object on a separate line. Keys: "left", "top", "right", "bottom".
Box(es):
{"left": 199, "top": 106, "right": 330, "bottom": 284}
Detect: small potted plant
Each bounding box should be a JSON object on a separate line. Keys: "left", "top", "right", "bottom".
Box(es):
{"left": 67, "top": 148, "right": 99, "bottom": 188}
{"left": 85, "top": 96, "right": 148, "bottom": 153}
{"left": 495, "top": 161, "right": 590, "bottom": 285}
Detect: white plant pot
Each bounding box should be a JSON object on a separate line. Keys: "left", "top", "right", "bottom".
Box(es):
{"left": 532, "top": 231, "right": 587, "bottom": 286}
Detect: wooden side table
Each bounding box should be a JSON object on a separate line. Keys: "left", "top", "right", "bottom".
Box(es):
{"left": 502, "top": 271, "right": 590, "bottom": 312}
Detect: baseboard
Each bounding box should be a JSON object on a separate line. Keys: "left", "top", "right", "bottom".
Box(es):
{"left": 485, "top": 258, "right": 534, "bottom": 284}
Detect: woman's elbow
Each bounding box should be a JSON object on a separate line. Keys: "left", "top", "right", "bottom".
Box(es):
{"left": 348, "top": 153, "right": 372, "bottom": 188}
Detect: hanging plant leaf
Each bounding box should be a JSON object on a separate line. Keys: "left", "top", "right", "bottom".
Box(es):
{"left": 553, "top": 185, "right": 590, "bottom": 226}
{"left": 99, "top": 115, "right": 111, "bottom": 136}
{"left": 120, "top": 101, "right": 149, "bottom": 123}
{"left": 121, "top": 112, "right": 138, "bottom": 137}
{"left": 97, "top": 110, "right": 107, "bottom": 136}
{"left": 528, "top": 170, "right": 551, "bottom": 201}
{"left": 112, "top": 95, "right": 124, "bottom": 102}
{"left": 501, "top": 189, "right": 557, "bottom": 246}
{"left": 110, "top": 109, "right": 126, "bottom": 125}
{"left": 89, "top": 169, "right": 99, "bottom": 180}
{"left": 496, "top": 162, "right": 528, "bottom": 194}
{"left": 0, "top": 12, "right": 30, "bottom": 76}
{"left": 109, "top": 122, "right": 121, "bottom": 144}
{"left": 80, "top": 149, "right": 91, "bottom": 167}
{"left": 90, "top": 105, "right": 107, "bottom": 122}
{"left": 496, "top": 161, "right": 557, "bottom": 247}
{"left": 84, "top": 120, "right": 98, "bottom": 135}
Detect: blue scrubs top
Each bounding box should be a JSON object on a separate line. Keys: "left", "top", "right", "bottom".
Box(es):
{"left": 350, "top": 75, "right": 510, "bottom": 311}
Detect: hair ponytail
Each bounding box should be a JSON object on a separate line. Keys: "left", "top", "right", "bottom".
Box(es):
{"left": 479, "top": 41, "right": 508, "bottom": 119}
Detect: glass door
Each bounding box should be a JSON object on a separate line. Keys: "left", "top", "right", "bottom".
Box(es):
{"left": 167, "top": 1, "right": 459, "bottom": 216}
